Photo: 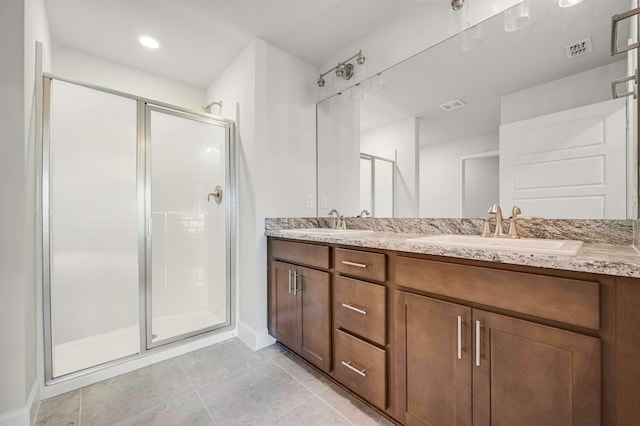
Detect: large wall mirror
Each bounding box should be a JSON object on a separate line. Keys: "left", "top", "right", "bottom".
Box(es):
{"left": 317, "top": 0, "right": 638, "bottom": 220}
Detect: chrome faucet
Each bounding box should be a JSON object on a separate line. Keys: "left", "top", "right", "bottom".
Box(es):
{"left": 328, "top": 209, "right": 342, "bottom": 229}
{"left": 508, "top": 206, "right": 522, "bottom": 239}
{"left": 487, "top": 204, "right": 505, "bottom": 237}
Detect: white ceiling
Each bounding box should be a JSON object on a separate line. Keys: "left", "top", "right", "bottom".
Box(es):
{"left": 45, "top": 0, "right": 416, "bottom": 88}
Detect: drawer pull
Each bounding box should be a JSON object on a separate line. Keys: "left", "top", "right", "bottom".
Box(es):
{"left": 457, "top": 315, "right": 462, "bottom": 360}
{"left": 342, "top": 260, "right": 367, "bottom": 268}
{"left": 341, "top": 360, "right": 367, "bottom": 377}
{"left": 475, "top": 320, "right": 482, "bottom": 367}
{"left": 293, "top": 271, "right": 299, "bottom": 296}
{"left": 341, "top": 303, "right": 367, "bottom": 315}
{"left": 288, "top": 270, "right": 292, "bottom": 294}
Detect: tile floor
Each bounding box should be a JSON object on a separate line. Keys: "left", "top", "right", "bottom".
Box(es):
{"left": 36, "top": 338, "right": 394, "bottom": 426}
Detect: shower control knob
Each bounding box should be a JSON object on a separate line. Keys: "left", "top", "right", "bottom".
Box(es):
{"left": 207, "top": 186, "right": 223, "bottom": 204}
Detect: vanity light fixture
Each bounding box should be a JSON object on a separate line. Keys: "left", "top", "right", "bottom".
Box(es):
{"left": 451, "top": 0, "right": 464, "bottom": 10}
{"left": 139, "top": 36, "right": 160, "bottom": 49}
{"left": 203, "top": 101, "right": 222, "bottom": 114}
{"left": 317, "top": 50, "right": 366, "bottom": 91}
{"left": 558, "top": 0, "right": 584, "bottom": 7}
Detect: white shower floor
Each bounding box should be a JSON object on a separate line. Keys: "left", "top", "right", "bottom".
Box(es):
{"left": 54, "top": 310, "right": 225, "bottom": 378}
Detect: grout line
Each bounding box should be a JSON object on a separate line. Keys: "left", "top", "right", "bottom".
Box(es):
{"left": 177, "top": 360, "right": 219, "bottom": 426}
{"left": 269, "top": 358, "right": 355, "bottom": 425}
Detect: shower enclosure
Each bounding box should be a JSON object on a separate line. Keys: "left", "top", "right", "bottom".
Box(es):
{"left": 42, "top": 78, "right": 234, "bottom": 381}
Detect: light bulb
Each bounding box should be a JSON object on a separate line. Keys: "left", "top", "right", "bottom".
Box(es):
{"left": 558, "top": 0, "right": 584, "bottom": 7}
{"left": 139, "top": 36, "right": 159, "bottom": 49}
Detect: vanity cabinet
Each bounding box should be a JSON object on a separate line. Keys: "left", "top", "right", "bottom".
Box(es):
{"left": 269, "top": 240, "right": 331, "bottom": 372}
{"left": 396, "top": 292, "right": 601, "bottom": 426}
{"left": 267, "top": 236, "right": 635, "bottom": 425}
{"left": 395, "top": 255, "right": 602, "bottom": 426}
{"left": 332, "top": 247, "right": 388, "bottom": 410}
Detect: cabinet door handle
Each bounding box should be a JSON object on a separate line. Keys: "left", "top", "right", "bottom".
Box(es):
{"left": 475, "top": 320, "right": 482, "bottom": 367}
{"left": 457, "top": 315, "right": 462, "bottom": 360}
{"left": 288, "top": 270, "right": 292, "bottom": 294}
{"left": 342, "top": 260, "right": 367, "bottom": 268}
{"left": 341, "top": 303, "right": 367, "bottom": 315}
{"left": 341, "top": 360, "right": 367, "bottom": 377}
{"left": 293, "top": 271, "right": 298, "bottom": 296}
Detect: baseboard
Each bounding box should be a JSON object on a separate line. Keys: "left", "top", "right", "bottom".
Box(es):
{"left": 0, "top": 380, "right": 39, "bottom": 426}
{"left": 237, "top": 321, "right": 275, "bottom": 350}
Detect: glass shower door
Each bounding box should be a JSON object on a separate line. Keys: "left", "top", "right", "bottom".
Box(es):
{"left": 146, "top": 107, "right": 230, "bottom": 346}
{"left": 46, "top": 80, "right": 140, "bottom": 378}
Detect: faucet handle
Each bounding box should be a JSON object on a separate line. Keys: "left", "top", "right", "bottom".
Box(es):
{"left": 481, "top": 218, "right": 492, "bottom": 237}
{"left": 508, "top": 206, "right": 522, "bottom": 239}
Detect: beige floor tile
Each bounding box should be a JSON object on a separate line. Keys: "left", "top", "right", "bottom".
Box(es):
{"left": 177, "top": 338, "right": 269, "bottom": 390}
{"left": 116, "top": 394, "right": 214, "bottom": 426}
{"left": 198, "top": 361, "right": 314, "bottom": 425}
{"left": 35, "top": 389, "right": 81, "bottom": 426}
{"left": 266, "top": 397, "right": 351, "bottom": 425}
{"left": 271, "top": 351, "right": 332, "bottom": 394}
{"left": 318, "top": 384, "right": 393, "bottom": 426}
{"left": 80, "top": 359, "right": 193, "bottom": 426}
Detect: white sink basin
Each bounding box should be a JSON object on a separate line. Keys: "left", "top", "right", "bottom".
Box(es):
{"left": 407, "top": 234, "right": 583, "bottom": 256}
{"left": 280, "top": 228, "right": 374, "bottom": 236}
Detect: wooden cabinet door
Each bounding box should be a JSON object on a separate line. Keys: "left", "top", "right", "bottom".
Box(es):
{"left": 296, "top": 266, "right": 331, "bottom": 372}
{"left": 396, "top": 291, "right": 472, "bottom": 426}
{"left": 270, "top": 261, "right": 298, "bottom": 350}
{"left": 473, "top": 310, "right": 601, "bottom": 426}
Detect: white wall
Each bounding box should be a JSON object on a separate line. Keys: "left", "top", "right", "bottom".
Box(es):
{"left": 361, "top": 117, "right": 419, "bottom": 217}
{"left": 420, "top": 132, "right": 498, "bottom": 217}
{"left": 1, "top": 0, "right": 51, "bottom": 423}
{"left": 206, "top": 39, "right": 316, "bottom": 350}
{"left": 317, "top": 96, "right": 361, "bottom": 217}
{"left": 52, "top": 46, "right": 206, "bottom": 112}
{"left": 501, "top": 61, "right": 627, "bottom": 124}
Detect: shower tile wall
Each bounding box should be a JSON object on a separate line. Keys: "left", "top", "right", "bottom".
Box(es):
{"left": 50, "top": 81, "right": 139, "bottom": 376}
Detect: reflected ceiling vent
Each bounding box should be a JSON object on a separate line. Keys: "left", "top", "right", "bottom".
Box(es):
{"left": 565, "top": 37, "right": 593, "bottom": 59}
{"left": 439, "top": 99, "right": 467, "bottom": 112}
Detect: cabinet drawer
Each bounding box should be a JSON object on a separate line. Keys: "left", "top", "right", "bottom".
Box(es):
{"left": 335, "top": 248, "right": 386, "bottom": 282}
{"left": 334, "top": 329, "right": 386, "bottom": 410}
{"left": 334, "top": 276, "right": 386, "bottom": 345}
{"left": 396, "top": 256, "right": 600, "bottom": 330}
{"left": 271, "top": 239, "right": 329, "bottom": 269}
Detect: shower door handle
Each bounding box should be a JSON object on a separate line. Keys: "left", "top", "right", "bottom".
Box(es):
{"left": 208, "top": 185, "right": 223, "bottom": 204}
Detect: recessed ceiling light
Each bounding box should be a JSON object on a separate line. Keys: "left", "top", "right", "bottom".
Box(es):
{"left": 139, "top": 36, "right": 159, "bottom": 49}
{"left": 558, "top": 0, "right": 584, "bottom": 7}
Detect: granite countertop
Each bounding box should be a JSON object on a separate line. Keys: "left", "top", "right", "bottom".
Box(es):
{"left": 265, "top": 229, "right": 640, "bottom": 279}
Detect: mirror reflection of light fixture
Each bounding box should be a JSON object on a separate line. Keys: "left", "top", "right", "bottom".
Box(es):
{"left": 504, "top": 0, "right": 530, "bottom": 32}
{"left": 317, "top": 50, "right": 366, "bottom": 96}
{"left": 451, "top": 0, "right": 464, "bottom": 10}
{"left": 448, "top": 0, "right": 470, "bottom": 35}
{"left": 558, "top": 0, "right": 584, "bottom": 7}
{"left": 462, "top": 24, "right": 483, "bottom": 51}
{"left": 203, "top": 101, "right": 223, "bottom": 114}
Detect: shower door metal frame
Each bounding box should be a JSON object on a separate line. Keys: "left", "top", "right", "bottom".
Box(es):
{"left": 41, "top": 75, "right": 236, "bottom": 384}
{"left": 144, "top": 104, "right": 234, "bottom": 350}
